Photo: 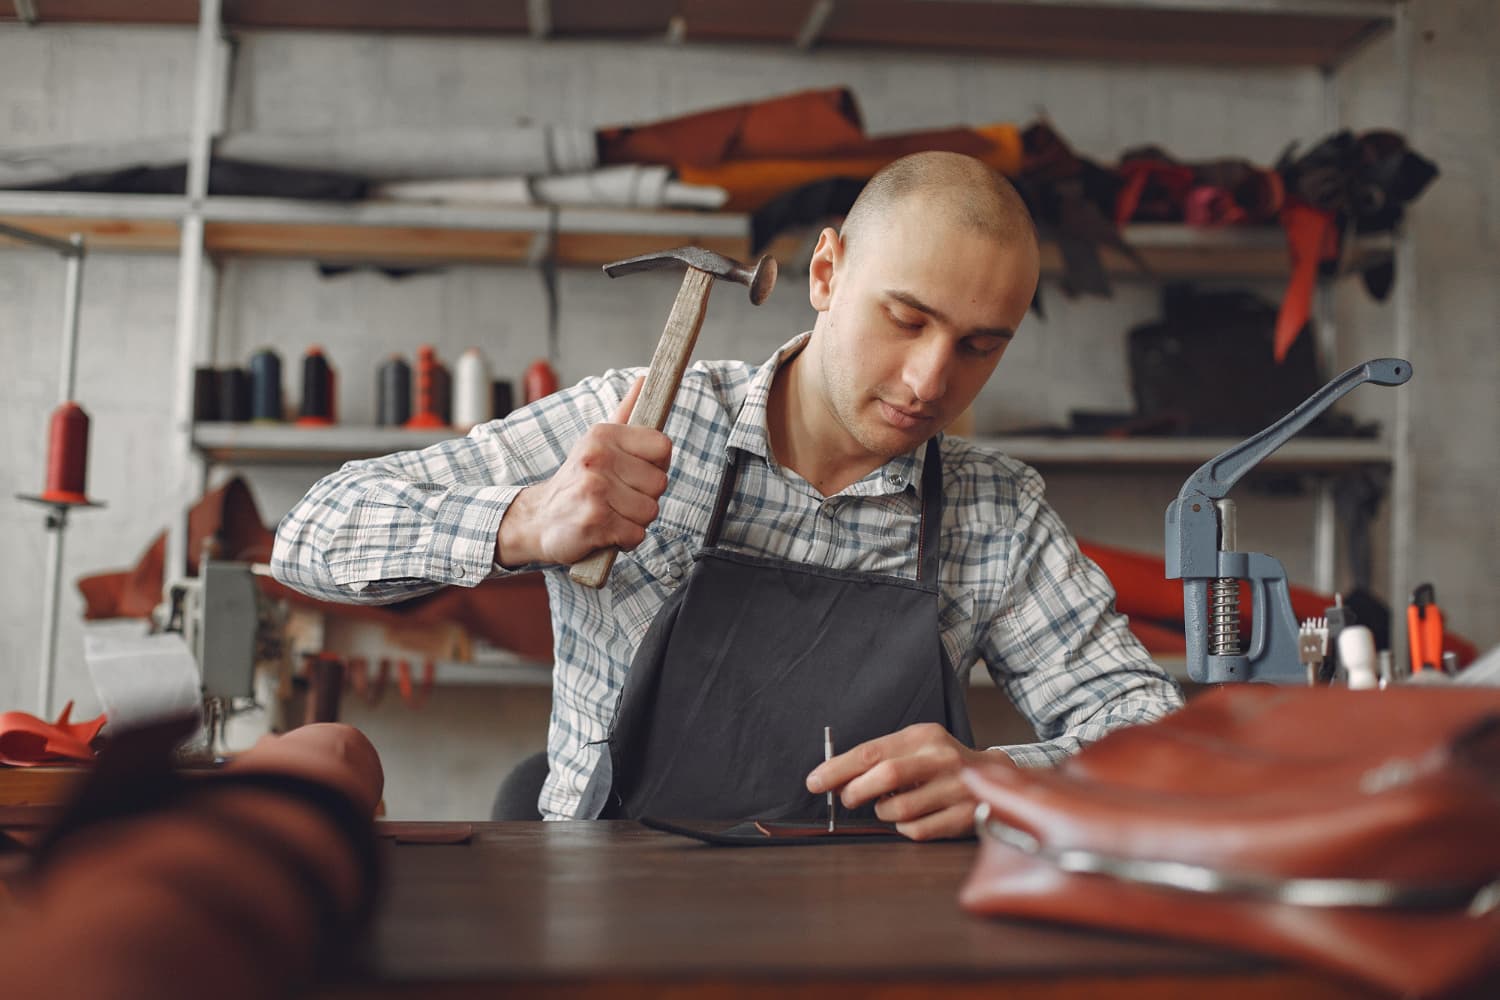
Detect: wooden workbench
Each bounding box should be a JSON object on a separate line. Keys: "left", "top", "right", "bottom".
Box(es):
{"left": 326, "top": 821, "right": 1378, "bottom": 999}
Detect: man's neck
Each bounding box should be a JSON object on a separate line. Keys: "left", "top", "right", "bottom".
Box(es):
{"left": 766, "top": 348, "right": 889, "bottom": 497}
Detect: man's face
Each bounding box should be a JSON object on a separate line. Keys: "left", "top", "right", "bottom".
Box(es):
{"left": 808, "top": 196, "right": 1038, "bottom": 461}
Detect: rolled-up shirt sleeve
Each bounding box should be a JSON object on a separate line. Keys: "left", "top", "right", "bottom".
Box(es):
{"left": 979, "top": 470, "right": 1184, "bottom": 766}
{"left": 271, "top": 370, "right": 639, "bottom": 605}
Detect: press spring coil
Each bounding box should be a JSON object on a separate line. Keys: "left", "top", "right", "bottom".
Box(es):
{"left": 1210, "top": 578, "right": 1242, "bottom": 655}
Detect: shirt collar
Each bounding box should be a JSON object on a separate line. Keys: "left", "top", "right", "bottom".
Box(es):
{"left": 728, "top": 332, "right": 928, "bottom": 499}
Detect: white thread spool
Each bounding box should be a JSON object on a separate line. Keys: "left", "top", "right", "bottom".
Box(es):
{"left": 452, "top": 347, "right": 494, "bottom": 433}
{"left": 1338, "top": 626, "right": 1379, "bottom": 691}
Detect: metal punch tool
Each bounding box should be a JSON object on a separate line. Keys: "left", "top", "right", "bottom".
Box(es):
{"left": 1166, "top": 359, "right": 1412, "bottom": 684}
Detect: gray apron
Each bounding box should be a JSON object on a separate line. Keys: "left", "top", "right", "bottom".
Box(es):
{"left": 578, "top": 438, "right": 973, "bottom": 821}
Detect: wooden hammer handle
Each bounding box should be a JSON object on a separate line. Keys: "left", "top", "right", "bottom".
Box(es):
{"left": 570, "top": 267, "right": 714, "bottom": 589}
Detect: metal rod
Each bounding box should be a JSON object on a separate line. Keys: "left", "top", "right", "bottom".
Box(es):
{"left": 1388, "top": 0, "right": 1416, "bottom": 665}
{"left": 1312, "top": 478, "right": 1337, "bottom": 593}
{"left": 795, "top": 0, "right": 836, "bottom": 49}
{"left": 526, "top": 0, "right": 552, "bottom": 38}
{"left": 0, "top": 221, "right": 82, "bottom": 256}
{"left": 58, "top": 235, "right": 85, "bottom": 401}
{"left": 38, "top": 507, "right": 67, "bottom": 717}
{"left": 166, "top": 0, "right": 223, "bottom": 592}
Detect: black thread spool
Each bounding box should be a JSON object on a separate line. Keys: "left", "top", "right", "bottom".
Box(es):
{"left": 249, "top": 349, "right": 284, "bottom": 422}
{"left": 193, "top": 367, "right": 219, "bottom": 423}
{"left": 41, "top": 401, "right": 91, "bottom": 504}
{"left": 298, "top": 348, "right": 334, "bottom": 425}
{"left": 376, "top": 355, "right": 412, "bottom": 427}
{"left": 431, "top": 360, "right": 452, "bottom": 425}
{"left": 491, "top": 380, "right": 514, "bottom": 420}
{"left": 217, "top": 366, "right": 251, "bottom": 422}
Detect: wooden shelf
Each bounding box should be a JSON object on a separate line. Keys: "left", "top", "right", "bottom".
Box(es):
{"left": 0, "top": 193, "right": 1393, "bottom": 279}
{"left": 973, "top": 434, "right": 1391, "bottom": 469}
{"left": 1, "top": 0, "right": 1397, "bottom": 68}
{"left": 193, "top": 422, "right": 1391, "bottom": 469}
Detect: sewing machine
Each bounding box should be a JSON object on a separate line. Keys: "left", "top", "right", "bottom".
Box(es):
{"left": 167, "top": 559, "right": 281, "bottom": 750}
{"left": 1166, "top": 358, "right": 1412, "bottom": 684}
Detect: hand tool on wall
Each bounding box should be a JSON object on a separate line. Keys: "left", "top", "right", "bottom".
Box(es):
{"left": 1406, "top": 583, "right": 1444, "bottom": 674}
{"left": 1165, "top": 358, "right": 1411, "bottom": 684}
{"left": 570, "top": 246, "right": 777, "bottom": 589}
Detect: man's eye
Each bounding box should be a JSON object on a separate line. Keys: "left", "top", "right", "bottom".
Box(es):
{"left": 888, "top": 312, "right": 922, "bottom": 331}
{"left": 964, "top": 339, "right": 1003, "bottom": 357}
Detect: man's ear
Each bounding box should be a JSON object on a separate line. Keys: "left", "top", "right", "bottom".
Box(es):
{"left": 807, "top": 227, "right": 842, "bottom": 312}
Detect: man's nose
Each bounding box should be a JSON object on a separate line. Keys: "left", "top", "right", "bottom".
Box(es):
{"left": 902, "top": 338, "right": 951, "bottom": 403}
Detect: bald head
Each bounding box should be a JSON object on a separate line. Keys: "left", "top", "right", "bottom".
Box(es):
{"left": 840, "top": 151, "right": 1038, "bottom": 266}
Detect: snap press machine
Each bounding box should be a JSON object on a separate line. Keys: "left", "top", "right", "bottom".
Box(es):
{"left": 1166, "top": 358, "right": 1412, "bottom": 684}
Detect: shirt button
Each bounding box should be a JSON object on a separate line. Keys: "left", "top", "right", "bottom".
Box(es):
{"left": 668, "top": 563, "right": 684, "bottom": 581}
{"left": 454, "top": 566, "right": 467, "bottom": 579}
{"left": 821, "top": 504, "right": 835, "bottom": 518}
{"left": 889, "top": 473, "right": 907, "bottom": 488}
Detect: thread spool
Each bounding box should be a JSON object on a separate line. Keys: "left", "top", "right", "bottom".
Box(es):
{"left": 376, "top": 355, "right": 412, "bottom": 427}
{"left": 297, "top": 348, "right": 335, "bottom": 426}
{"left": 249, "top": 349, "right": 283, "bottom": 422}
{"left": 524, "top": 359, "right": 559, "bottom": 405}
{"left": 193, "top": 367, "right": 219, "bottom": 423}
{"left": 452, "top": 348, "right": 492, "bottom": 432}
{"left": 217, "top": 366, "right": 251, "bottom": 422}
{"left": 492, "top": 380, "right": 514, "bottom": 420}
{"left": 405, "top": 345, "right": 446, "bottom": 429}
{"left": 40, "top": 401, "right": 92, "bottom": 504}
{"left": 432, "top": 360, "right": 452, "bottom": 425}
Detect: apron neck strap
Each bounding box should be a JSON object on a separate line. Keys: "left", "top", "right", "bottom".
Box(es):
{"left": 704, "top": 438, "right": 945, "bottom": 583}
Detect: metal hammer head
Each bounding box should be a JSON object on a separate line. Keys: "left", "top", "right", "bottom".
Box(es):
{"left": 603, "top": 246, "right": 777, "bottom": 305}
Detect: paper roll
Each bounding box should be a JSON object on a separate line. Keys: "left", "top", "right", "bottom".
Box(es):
{"left": 84, "top": 624, "right": 203, "bottom": 730}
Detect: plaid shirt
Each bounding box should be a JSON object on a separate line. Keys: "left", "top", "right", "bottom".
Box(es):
{"left": 272, "top": 333, "right": 1182, "bottom": 819}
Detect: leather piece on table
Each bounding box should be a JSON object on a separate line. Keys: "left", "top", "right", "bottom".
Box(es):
{"left": 0, "top": 704, "right": 106, "bottom": 768}
{"left": 960, "top": 685, "right": 1500, "bottom": 999}
{"left": 640, "top": 816, "right": 905, "bottom": 847}
{"left": 75, "top": 476, "right": 555, "bottom": 664}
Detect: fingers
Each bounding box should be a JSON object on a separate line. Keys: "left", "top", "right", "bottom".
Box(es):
{"left": 805, "top": 722, "right": 949, "bottom": 796}
{"left": 612, "top": 375, "right": 646, "bottom": 424}
{"left": 894, "top": 802, "right": 976, "bottom": 842}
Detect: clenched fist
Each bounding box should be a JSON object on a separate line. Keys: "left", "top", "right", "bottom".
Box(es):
{"left": 495, "top": 377, "right": 672, "bottom": 568}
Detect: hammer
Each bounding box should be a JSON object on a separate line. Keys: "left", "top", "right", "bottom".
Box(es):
{"left": 569, "top": 246, "right": 777, "bottom": 589}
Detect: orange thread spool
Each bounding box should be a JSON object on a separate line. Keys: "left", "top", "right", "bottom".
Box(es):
{"left": 405, "top": 345, "right": 446, "bottom": 429}
{"left": 41, "top": 402, "right": 91, "bottom": 504}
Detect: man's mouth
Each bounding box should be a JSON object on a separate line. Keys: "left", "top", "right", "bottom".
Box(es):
{"left": 877, "top": 400, "right": 935, "bottom": 430}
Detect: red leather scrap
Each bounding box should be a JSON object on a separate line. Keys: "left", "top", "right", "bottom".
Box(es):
{"left": 0, "top": 702, "right": 106, "bottom": 767}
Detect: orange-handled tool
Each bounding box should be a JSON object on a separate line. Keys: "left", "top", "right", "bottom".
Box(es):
{"left": 1406, "top": 583, "right": 1444, "bottom": 674}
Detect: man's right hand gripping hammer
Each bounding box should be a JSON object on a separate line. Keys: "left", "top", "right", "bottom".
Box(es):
{"left": 563, "top": 246, "right": 776, "bottom": 589}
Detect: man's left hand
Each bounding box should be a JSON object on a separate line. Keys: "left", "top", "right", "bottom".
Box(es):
{"left": 805, "top": 723, "right": 1013, "bottom": 841}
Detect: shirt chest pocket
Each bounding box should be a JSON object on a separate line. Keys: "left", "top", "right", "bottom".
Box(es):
{"left": 607, "top": 528, "right": 696, "bottom": 641}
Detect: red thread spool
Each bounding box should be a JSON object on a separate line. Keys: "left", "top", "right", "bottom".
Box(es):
{"left": 41, "top": 401, "right": 92, "bottom": 504}
{"left": 405, "top": 345, "right": 446, "bottom": 429}
{"left": 524, "top": 359, "right": 559, "bottom": 404}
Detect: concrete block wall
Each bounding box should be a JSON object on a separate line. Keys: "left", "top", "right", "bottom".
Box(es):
{"left": 4, "top": 15, "right": 1490, "bottom": 817}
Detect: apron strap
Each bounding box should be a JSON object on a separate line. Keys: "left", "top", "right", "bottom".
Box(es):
{"left": 702, "top": 450, "right": 742, "bottom": 550}
{"left": 918, "top": 437, "right": 943, "bottom": 584}
{"left": 704, "top": 438, "right": 946, "bottom": 584}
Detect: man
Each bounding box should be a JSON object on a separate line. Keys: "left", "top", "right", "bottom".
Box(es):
{"left": 272, "top": 151, "right": 1182, "bottom": 839}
